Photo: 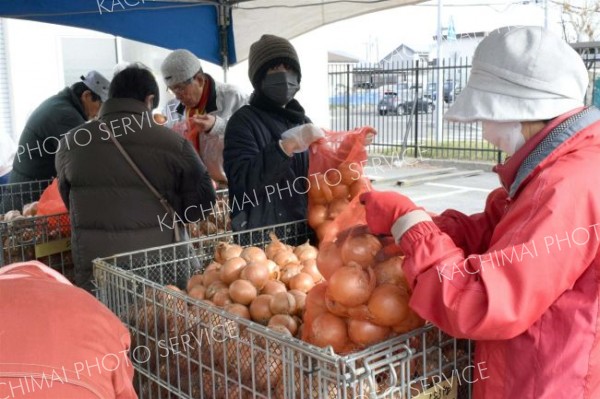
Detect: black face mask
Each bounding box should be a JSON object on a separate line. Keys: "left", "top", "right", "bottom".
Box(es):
{"left": 260, "top": 71, "right": 300, "bottom": 106}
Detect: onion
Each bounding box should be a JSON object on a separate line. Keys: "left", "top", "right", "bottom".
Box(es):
{"left": 316, "top": 242, "right": 344, "bottom": 280}
{"left": 288, "top": 290, "right": 307, "bottom": 316}
{"left": 308, "top": 204, "right": 328, "bottom": 229}
{"left": 187, "top": 285, "right": 206, "bottom": 301}
{"left": 327, "top": 263, "right": 376, "bottom": 307}
{"left": 204, "top": 261, "right": 221, "bottom": 273}
{"left": 186, "top": 274, "right": 204, "bottom": 291}
{"left": 202, "top": 268, "right": 222, "bottom": 288}
{"left": 269, "top": 292, "right": 297, "bottom": 315}
{"left": 302, "top": 283, "right": 327, "bottom": 325}
{"left": 325, "top": 296, "right": 349, "bottom": 318}
{"left": 393, "top": 309, "right": 426, "bottom": 334}
{"left": 213, "top": 289, "right": 233, "bottom": 307}
{"left": 249, "top": 295, "right": 273, "bottom": 325}
{"left": 266, "top": 232, "right": 288, "bottom": 260}
{"left": 265, "top": 259, "right": 280, "bottom": 280}
{"left": 349, "top": 177, "right": 371, "bottom": 200}
{"left": 367, "top": 283, "right": 409, "bottom": 327}
{"left": 224, "top": 303, "right": 251, "bottom": 320}
{"left": 347, "top": 319, "right": 391, "bottom": 347}
{"left": 374, "top": 256, "right": 408, "bottom": 292}
{"left": 273, "top": 250, "right": 299, "bottom": 267}
{"left": 280, "top": 263, "right": 303, "bottom": 286}
{"left": 289, "top": 272, "right": 315, "bottom": 293}
{"left": 338, "top": 162, "right": 361, "bottom": 186}
{"left": 240, "top": 260, "right": 270, "bottom": 290}
{"left": 294, "top": 241, "right": 319, "bottom": 262}
{"left": 309, "top": 174, "right": 333, "bottom": 204}
{"left": 268, "top": 314, "right": 298, "bottom": 336}
{"left": 327, "top": 198, "right": 349, "bottom": 219}
{"left": 261, "top": 280, "right": 287, "bottom": 296}
{"left": 316, "top": 220, "right": 340, "bottom": 242}
{"left": 215, "top": 243, "right": 243, "bottom": 264}
{"left": 375, "top": 238, "right": 405, "bottom": 261}
{"left": 269, "top": 324, "right": 294, "bottom": 337}
{"left": 205, "top": 281, "right": 228, "bottom": 300}
{"left": 240, "top": 246, "right": 267, "bottom": 263}
{"left": 220, "top": 257, "right": 247, "bottom": 284}
{"left": 340, "top": 232, "right": 382, "bottom": 268}
{"left": 309, "top": 312, "right": 348, "bottom": 353}
{"left": 330, "top": 183, "right": 350, "bottom": 200}
{"left": 229, "top": 279, "right": 258, "bottom": 306}
{"left": 301, "top": 259, "right": 324, "bottom": 283}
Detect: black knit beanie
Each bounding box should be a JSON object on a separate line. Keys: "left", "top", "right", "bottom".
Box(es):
{"left": 248, "top": 34, "right": 301, "bottom": 88}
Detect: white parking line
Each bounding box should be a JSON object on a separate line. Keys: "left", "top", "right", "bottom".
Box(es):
{"left": 425, "top": 182, "right": 494, "bottom": 193}
{"left": 412, "top": 189, "right": 470, "bottom": 201}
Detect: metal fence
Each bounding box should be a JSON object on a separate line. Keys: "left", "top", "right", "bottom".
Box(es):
{"left": 329, "top": 45, "right": 600, "bottom": 163}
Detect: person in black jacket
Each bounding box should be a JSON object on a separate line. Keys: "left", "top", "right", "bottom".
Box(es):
{"left": 11, "top": 71, "right": 110, "bottom": 184}
{"left": 224, "top": 35, "right": 324, "bottom": 232}
{"left": 56, "top": 65, "right": 216, "bottom": 292}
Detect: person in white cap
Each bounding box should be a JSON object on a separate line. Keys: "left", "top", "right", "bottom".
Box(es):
{"left": 160, "top": 49, "right": 248, "bottom": 186}
{"left": 10, "top": 70, "right": 110, "bottom": 184}
{"left": 360, "top": 26, "right": 599, "bottom": 398}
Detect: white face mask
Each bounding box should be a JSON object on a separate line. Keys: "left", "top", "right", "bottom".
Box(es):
{"left": 482, "top": 121, "right": 525, "bottom": 156}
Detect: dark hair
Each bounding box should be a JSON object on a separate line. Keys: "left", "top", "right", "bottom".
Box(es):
{"left": 109, "top": 65, "right": 160, "bottom": 108}
{"left": 71, "top": 82, "right": 102, "bottom": 102}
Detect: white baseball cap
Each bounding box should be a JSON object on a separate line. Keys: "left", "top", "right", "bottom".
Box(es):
{"left": 80, "top": 70, "right": 110, "bottom": 102}
{"left": 445, "top": 26, "right": 589, "bottom": 122}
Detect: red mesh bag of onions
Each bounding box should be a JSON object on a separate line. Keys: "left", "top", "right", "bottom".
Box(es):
{"left": 302, "top": 126, "right": 425, "bottom": 354}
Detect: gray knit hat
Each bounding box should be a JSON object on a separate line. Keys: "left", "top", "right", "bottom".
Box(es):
{"left": 161, "top": 49, "right": 203, "bottom": 86}
{"left": 248, "top": 34, "right": 301, "bottom": 87}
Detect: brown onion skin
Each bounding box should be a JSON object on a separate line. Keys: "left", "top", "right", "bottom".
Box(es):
{"left": 268, "top": 314, "right": 298, "bottom": 336}
{"left": 229, "top": 279, "right": 258, "bottom": 306}
{"left": 249, "top": 295, "right": 274, "bottom": 325}
{"left": 340, "top": 233, "right": 382, "bottom": 268}
{"left": 220, "top": 257, "right": 247, "bottom": 284}
{"left": 347, "top": 318, "right": 391, "bottom": 347}
{"left": 288, "top": 290, "right": 307, "bottom": 316}
{"left": 316, "top": 242, "right": 344, "bottom": 281}
{"left": 261, "top": 280, "right": 287, "bottom": 296}
{"left": 289, "top": 272, "right": 315, "bottom": 293}
{"left": 327, "top": 263, "right": 376, "bottom": 307}
{"left": 240, "top": 246, "right": 267, "bottom": 263}
{"left": 224, "top": 303, "right": 251, "bottom": 320}
{"left": 269, "top": 292, "right": 297, "bottom": 315}
{"left": 309, "top": 312, "right": 348, "bottom": 353}
{"left": 186, "top": 274, "right": 204, "bottom": 291}
{"left": 367, "top": 283, "right": 410, "bottom": 327}
{"left": 240, "top": 260, "right": 270, "bottom": 290}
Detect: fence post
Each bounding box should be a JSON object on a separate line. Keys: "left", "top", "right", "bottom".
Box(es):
{"left": 345, "top": 64, "right": 350, "bottom": 131}
{"left": 414, "top": 61, "right": 420, "bottom": 156}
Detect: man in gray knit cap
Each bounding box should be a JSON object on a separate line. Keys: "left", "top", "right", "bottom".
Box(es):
{"left": 223, "top": 34, "right": 324, "bottom": 231}
{"left": 161, "top": 49, "right": 247, "bottom": 185}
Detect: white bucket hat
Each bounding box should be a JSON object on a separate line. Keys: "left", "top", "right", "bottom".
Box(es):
{"left": 445, "top": 26, "right": 589, "bottom": 122}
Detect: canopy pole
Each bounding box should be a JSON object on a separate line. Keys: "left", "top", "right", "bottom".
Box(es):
{"left": 218, "top": 3, "right": 230, "bottom": 82}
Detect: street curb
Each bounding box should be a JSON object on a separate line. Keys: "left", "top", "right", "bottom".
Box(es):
{"left": 397, "top": 169, "right": 484, "bottom": 186}
{"left": 367, "top": 167, "right": 457, "bottom": 184}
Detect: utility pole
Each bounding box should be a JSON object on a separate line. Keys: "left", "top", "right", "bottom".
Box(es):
{"left": 435, "top": 0, "right": 444, "bottom": 142}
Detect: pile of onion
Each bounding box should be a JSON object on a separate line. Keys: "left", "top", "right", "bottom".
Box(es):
{"left": 302, "top": 127, "right": 426, "bottom": 354}
{"left": 177, "top": 234, "right": 321, "bottom": 338}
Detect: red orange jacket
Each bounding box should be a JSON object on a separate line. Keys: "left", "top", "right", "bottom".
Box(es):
{"left": 0, "top": 261, "right": 137, "bottom": 399}
{"left": 401, "top": 107, "right": 600, "bottom": 398}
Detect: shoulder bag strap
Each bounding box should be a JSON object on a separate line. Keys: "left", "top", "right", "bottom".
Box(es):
{"left": 103, "top": 120, "right": 182, "bottom": 242}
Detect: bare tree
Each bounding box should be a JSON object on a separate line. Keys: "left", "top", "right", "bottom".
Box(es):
{"left": 556, "top": 0, "right": 600, "bottom": 42}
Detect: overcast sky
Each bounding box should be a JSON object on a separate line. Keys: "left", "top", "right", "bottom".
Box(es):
{"left": 314, "top": 0, "right": 562, "bottom": 62}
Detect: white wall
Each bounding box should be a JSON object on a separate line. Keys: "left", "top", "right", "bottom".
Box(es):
{"left": 4, "top": 19, "right": 114, "bottom": 138}
{"left": 4, "top": 19, "right": 332, "bottom": 139}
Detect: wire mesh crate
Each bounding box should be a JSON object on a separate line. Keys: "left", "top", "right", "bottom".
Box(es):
{"left": 94, "top": 220, "right": 473, "bottom": 399}
{"left": 0, "top": 187, "right": 231, "bottom": 284}
{"left": 0, "top": 179, "right": 52, "bottom": 214}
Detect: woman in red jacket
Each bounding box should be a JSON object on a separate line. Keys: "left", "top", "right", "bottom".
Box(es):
{"left": 361, "top": 26, "right": 600, "bottom": 398}
{"left": 0, "top": 261, "right": 137, "bottom": 398}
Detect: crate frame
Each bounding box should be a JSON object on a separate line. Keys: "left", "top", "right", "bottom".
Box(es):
{"left": 0, "top": 179, "right": 52, "bottom": 214}
{"left": 94, "top": 220, "right": 473, "bottom": 399}
{"left": 1, "top": 188, "right": 230, "bottom": 281}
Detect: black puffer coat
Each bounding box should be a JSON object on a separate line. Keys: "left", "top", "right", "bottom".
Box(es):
{"left": 11, "top": 88, "right": 87, "bottom": 183}
{"left": 56, "top": 98, "right": 215, "bottom": 291}
{"left": 224, "top": 104, "right": 309, "bottom": 231}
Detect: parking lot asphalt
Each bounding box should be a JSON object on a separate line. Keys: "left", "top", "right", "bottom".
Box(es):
{"left": 367, "top": 162, "right": 500, "bottom": 216}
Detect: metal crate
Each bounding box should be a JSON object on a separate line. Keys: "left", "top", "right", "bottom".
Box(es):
{"left": 0, "top": 188, "right": 231, "bottom": 284}
{"left": 0, "top": 179, "right": 52, "bottom": 214}
{"left": 94, "top": 220, "right": 473, "bottom": 399}
{"left": 0, "top": 213, "right": 74, "bottom": 279}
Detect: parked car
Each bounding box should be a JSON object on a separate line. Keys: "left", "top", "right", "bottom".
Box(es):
{"left": 423, "top": 80, "right": 462, "bottom": 103}
{"left": 378, "top": 90, "right": 434, "bottom": 115}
